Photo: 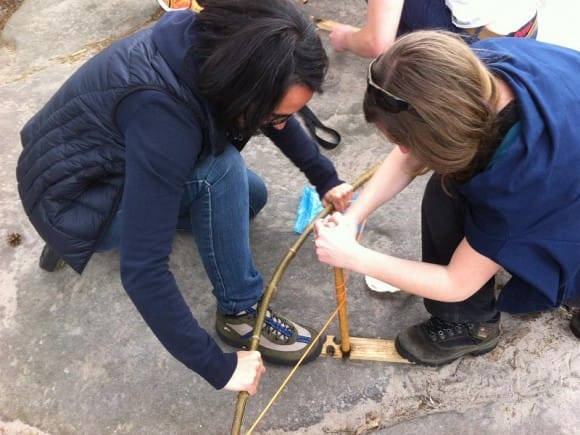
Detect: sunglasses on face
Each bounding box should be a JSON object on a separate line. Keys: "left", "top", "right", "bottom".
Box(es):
{"left": 367, "top": 58, "right": 411, "bottom": 113}
{"left": 263, "top": 112, "right": 293, "bottom": 127}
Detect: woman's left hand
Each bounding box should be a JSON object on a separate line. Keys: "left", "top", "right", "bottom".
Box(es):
{"left": 322, "top": 183, "right": 354, "bottom": 212}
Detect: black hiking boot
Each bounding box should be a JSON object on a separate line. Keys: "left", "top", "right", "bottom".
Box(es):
{"left": 570, "top": 312, "right": 580, "bottom": 339}
{"left": 395, "top": 315, "right": 500, "bottom": 366}
{"left": 39, "top": 244, "right": 64, "bottom": 272}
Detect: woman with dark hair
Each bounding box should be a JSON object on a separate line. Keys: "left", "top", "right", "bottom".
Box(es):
{"left": 17, "top": 0, "right": 353, "bottom": 395}
{"left": 314, "top": 31, "right": 580, "bottom": 365}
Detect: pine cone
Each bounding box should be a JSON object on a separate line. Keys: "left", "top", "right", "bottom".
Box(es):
{"left": 6, "top": 232, "right": 22, "bottom": 247}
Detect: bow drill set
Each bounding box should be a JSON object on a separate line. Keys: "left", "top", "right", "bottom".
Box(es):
{"left": 157, "top": 2, "right": 407, "bottom": 433}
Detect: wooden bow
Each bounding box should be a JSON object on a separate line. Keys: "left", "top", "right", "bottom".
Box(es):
{"left": 230, "top": 163, "right": 380, "bottom": 434}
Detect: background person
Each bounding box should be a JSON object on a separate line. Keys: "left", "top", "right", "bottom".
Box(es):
{"left": 329, "top": 0, "right": 538, "bottom": 57}
{"left": 314, "top": 30, "right": 579, "bottom": 365}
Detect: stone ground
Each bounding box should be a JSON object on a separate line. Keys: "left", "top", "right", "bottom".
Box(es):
{"left": 1, "top": 1, "right": 579, "bottom": 434}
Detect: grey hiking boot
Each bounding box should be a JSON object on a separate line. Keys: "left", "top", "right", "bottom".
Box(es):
{"left": 216, "top": 305, "right": 323, "bottom": 365}
{"left": 395, "top": 315, "right": 500, "bottom": 366}
{"left": 571, "top": 312, "right": 580, "bottom": 339}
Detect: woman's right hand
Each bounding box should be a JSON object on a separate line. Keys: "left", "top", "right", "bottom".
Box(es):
{"left": 223, "top": 351, "right": 266, "bottom": 396}
{"left": 314, "top": 212, "right": 360, "bottom": 270}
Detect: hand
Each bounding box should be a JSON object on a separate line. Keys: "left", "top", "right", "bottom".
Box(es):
{"left": 223, "top": 351, "right": 266, "bottom": 396}
{"left": 322, "top": 183, "right": 354, "bottom": 212}
{"left": 314, "top": 212, "right": 359, "bottom": 269}
{"left": 328, "top": 24, "right": 357, "bottom": 52}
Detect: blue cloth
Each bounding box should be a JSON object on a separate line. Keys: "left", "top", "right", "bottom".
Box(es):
{"left": 459, "top": 38, "right": 580, "bottom": 313}
{"left": 294, "top": 186, "right": 323, "bottom": 234}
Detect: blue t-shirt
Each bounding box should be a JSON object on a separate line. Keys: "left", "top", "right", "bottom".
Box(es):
{"left": 459, "top": 38, "right": 580, "bottom": 313}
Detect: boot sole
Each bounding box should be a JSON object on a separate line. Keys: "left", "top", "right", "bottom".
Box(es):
{"left": 394, "top": 336, "right": 499, "bottom": 367}
{"left": 216, "top": 325, "right": 324, "bottom": 366}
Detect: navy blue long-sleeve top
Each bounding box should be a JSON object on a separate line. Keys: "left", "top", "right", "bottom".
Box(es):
{"left": 116, "top": 88, "right": 341, "bottom": 389}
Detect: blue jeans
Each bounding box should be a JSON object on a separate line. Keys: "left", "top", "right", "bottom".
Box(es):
{"left": 97, "top": 145, "right": 268, "bottom": 315}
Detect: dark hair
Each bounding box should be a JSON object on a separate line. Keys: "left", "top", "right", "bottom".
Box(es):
{"left": 194, "top": 0, "right": 328, "bottom": 137}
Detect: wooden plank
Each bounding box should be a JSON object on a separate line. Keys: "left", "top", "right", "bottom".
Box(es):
{"left": 312, "top": 17, "right": 360, "bottom": 32}
{"left": 320, "top": 335, "right": 411, "bottom": 364}
{"left": 191, "top": 0, "right": 202, "bottom": 12}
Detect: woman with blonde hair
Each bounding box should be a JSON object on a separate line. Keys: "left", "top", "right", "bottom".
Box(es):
{"left": 314, "top": 31, "right": 580, "bottom": 365}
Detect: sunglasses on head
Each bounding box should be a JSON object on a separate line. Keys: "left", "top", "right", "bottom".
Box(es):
{"left": 367, "top": 58, "right": 411, "bottom": 113}
{"left": 263, "top": 112, "right": 293, "bottom": 127}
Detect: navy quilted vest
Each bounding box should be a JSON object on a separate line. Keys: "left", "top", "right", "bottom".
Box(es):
{"left": 17, "top": 22, "right": 207, "bottom": 273}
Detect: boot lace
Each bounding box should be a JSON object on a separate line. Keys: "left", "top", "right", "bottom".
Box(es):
{"left": 262, "top": 308, "right": 295, "bottom": 343}
{"left": 424, "top": 317, "right": 474, "bottom": 342}
{"left": 240, "top": 306, "right": 297, "bottom": 343}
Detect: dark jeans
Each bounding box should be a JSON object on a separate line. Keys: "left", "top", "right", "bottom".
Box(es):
{"left": 421, "top": 173, "right": 498, "bottom": 323}
{"left": 398, "top": 0, "right": 460, "bottom": 36}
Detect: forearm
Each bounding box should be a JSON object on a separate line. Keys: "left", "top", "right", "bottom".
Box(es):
{"left": 343, "top": 0, "right": 403, "bottom": 58}
{"left": 121, "top": 265, "right": 236, "bottom": 387}
{"left": 349, "top": 238, "right": 500, "bottom": 302}
{"left": 352, "top": 246, "right": 468, "bottom": 302}
{"left": 345, "top": 147, "right": 419, "bottom": 224}
{"left": 116, "top": 91, "right": 237, "bottom": 389}
{"left": 341, "top": 29, "right": 386, "bottom": 59}
{"left": 263, "top": 117, "right": 342, "bottom": 196}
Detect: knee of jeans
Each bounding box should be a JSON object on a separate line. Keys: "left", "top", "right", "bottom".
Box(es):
{"left": 217, "top": 146, "right": 246, "bottom": 179}
{"left": 190, "top": 145, "right": 247, "bottom": 190}
{"left": 249, "top": 181, "right": 268, "bottom": 219}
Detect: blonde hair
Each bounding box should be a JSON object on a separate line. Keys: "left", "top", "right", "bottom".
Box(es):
{"left": 363, "top": 30, "right": 501, "bottom": 182}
